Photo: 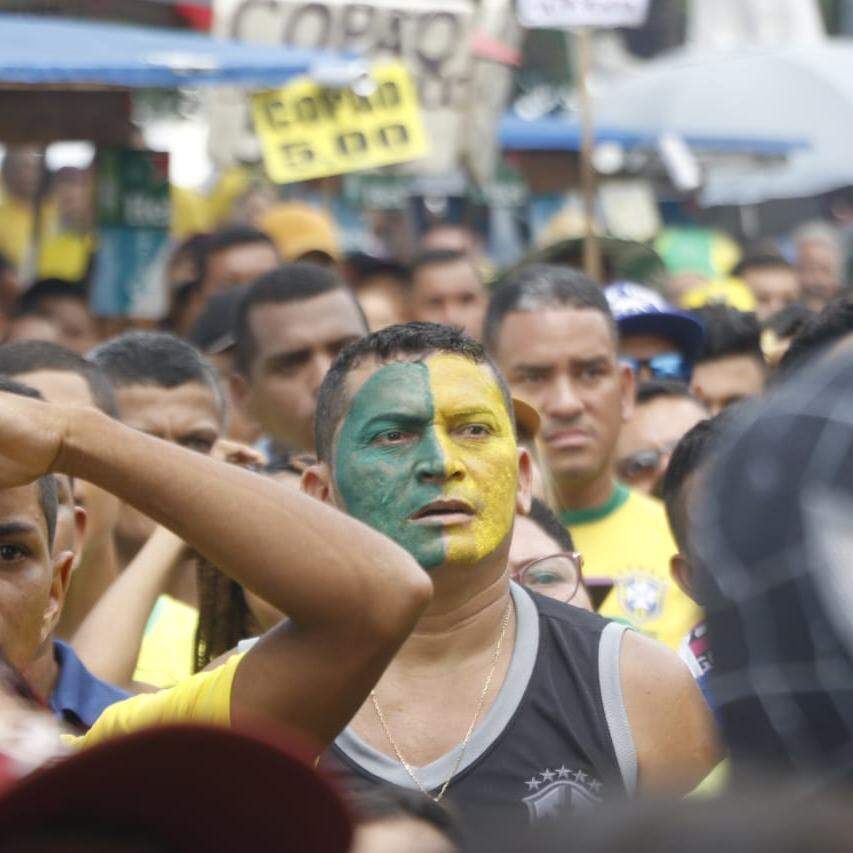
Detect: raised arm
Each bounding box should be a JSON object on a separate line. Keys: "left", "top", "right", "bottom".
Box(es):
{"left": 71, "top": 525, "right": 187, "bottom": 688}
{"left": 2, "top": 395, "right": 432, "bottom": 747}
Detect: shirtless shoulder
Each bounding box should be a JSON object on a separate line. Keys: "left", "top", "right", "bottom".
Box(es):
{"left": 620, "top": 629, "right": 723, "bottom": 795}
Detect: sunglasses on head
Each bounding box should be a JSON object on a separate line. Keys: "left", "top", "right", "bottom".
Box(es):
{"left": 622, "top": 352, "right": 691, "bottom": 382}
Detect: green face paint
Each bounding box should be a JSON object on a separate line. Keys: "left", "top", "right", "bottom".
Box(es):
{"left": 334, "top": 361, "right": 447, "bottom": 569}
{"left": 334, "top": 355, "right": 520, "bottom": 572}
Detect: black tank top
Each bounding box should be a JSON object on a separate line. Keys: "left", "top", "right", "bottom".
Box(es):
{"left": 323, "top": 583, "right": 636, "bottom": 845}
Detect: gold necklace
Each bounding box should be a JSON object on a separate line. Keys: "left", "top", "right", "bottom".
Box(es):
{"left": 369, "top": 601, "right": 513, "bottom": 803}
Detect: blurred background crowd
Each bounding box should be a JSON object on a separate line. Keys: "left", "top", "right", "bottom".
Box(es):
{"left": 2, "top": 0, "right": 853, "bottom": 851}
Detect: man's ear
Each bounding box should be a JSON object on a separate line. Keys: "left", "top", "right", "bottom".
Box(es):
{"left": 619, "top": 362, "right": 636, "bottom": 424}
{"left": 41, "top": 550, "right": 74, "bottom": 644}
{"left": 301, "top": 462, "right": 335, "bottom": 505}
{"left": 515, "top": 446, "right": 534, "bottom": 516}
{"left": 229, "top": 370, "right": 252, "bottom": 415}
{"left": 670, "top": 553, "right": 695, "bottom": 602}
{"left": 71, "top": 505, "right": 87, "bottom": 571}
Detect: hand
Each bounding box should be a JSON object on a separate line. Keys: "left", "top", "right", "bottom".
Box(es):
{"left": 211, "top": 438, "right": 267, "bottom": 470}
{"left": 146, "top": 524, "right": 191, "bottom": 568}
{"left": 0, "top": 391, "right": 66, "bottom": 487}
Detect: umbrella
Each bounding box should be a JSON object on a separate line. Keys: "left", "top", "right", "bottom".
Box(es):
{"left": 593, "top": 40, "right": 853, "bottom": 205}
{"left": 0, "top": 13, "right": 358, "bottom": 89}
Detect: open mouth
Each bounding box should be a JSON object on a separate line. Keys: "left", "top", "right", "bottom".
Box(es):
{"left": 409, "top": 499, "right": 475, "bottom": 526}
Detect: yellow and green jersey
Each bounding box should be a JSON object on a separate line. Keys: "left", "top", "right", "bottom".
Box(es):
{"left": 563, "top": 484, "right": 701, "bottom": 650}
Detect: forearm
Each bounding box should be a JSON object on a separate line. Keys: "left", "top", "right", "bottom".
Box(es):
{"left": 56, "top": 407, "right": 429, "bottom": 641}
{"left": 71, "top": 526, "right": 185, "bottom": 686}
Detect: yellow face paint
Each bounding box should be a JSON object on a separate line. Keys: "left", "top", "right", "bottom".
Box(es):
{"left": 426, "top": 353, "right": 518, "bottom": 565}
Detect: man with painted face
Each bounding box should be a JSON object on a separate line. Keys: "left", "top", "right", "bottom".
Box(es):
{"left": 307, "top": 323, "right": 719, "bottom": 844}
{"left": 0, "top": 369, "right": 430, "bottom": 753}
{"left": 485, "top": 266, "right": 700, "bottom": 650}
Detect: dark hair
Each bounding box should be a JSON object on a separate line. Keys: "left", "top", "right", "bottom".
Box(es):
{"left": 777, "top": 295, "right": 853, "bottom": 375}
{"left": 693, "top": 305, "right": 764, "bottom": 366}
{"left": 410, "top": 248, "right": 474, "bottom": 280}
{"left": 636, "top": 379, "right": 705, "bottom": 408}
{"left": 17, "top": 279, "right": 87, "bottom": 314}
{"left": 89, "top": 331, "right": 224, "bottom": 419}
{"left": 528, "top": 498, "right": 574, "bottom": 552}
{"left": 762, "top": 303, "right": 815, "bottom": 339}
{"left": 0, "top": 376, "right": 58, "bottom": 548}
{"left": 199, "top": 225, "right": 276, "bottom": 283}
{"left": 0, "top": 340, "right": 117, "bottom": 417}
{"left": 661, "top": 413, "right": 728, "bottom": 553}
{"left": 348, "top": 784, "right": 461, "bottom": 850}
{"left": 484, "top": 264, "right": 615, "bottom": 353}
{"left": 346, "top": 254, "right": 409, "bottom": 291}
{"left": 194, "top": 556, "right": 259, "bottom": 673}
{"left": 314, "top": 322, "right": 514, "bottom": 463}
{"left": 734, "top": 251, "right": 794, "bottom": 277}
{"left": 234, "top": 262, "right": 363, "bottom": 376}
{"left": 169, "top": 232, "right": 211, "bottom": 279}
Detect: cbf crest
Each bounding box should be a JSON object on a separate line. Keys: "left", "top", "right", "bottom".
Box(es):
{"left": 522, "top": 766, "right": 603, "bottom": 822}
{"left": 617, "top": 573, "right": 666, "bottom": 624}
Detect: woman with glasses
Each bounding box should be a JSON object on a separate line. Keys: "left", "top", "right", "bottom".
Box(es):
{"left": 509, "top": 499, "right": 595, "bottom": 610}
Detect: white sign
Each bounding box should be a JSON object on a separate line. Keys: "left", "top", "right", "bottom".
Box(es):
{"left": 517, "top": 0, "right": 650, "bottom": 29}
{"left": 210, "top": 0, "right": 473, "bottom": 175}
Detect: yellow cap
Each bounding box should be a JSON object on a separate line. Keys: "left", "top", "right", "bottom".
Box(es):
{"left": 259, "top": 202, "right": 341, "bottom": 263}
{"left": 680, "top": 277, "right": 756, "bottom": 313}
{"left": 512, "top": 397, "right": 541, "bottom": 441}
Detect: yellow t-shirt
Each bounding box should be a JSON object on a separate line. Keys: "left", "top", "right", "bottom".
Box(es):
{"left": 66, "top": 652, "right": 243, "bottom": 750}
{"left": 563, "top": 484, "right": 701, "bottom": 650}
{"left": 0, "top": 196, "right": 58, "bottom": 270}
{"left": 37, "top": 231, "right": 94, "bottom": 281}
{"left": 134, "top": 595, "right": 199, "bottom": 689}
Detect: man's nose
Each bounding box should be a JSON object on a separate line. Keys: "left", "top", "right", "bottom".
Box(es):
{"left": 413, "top": 430, "right": 449, "bottom": 483}
{"left": 545, "top": 374, "right": 584, "bottom": 420}
{"left": 414, "top": 453, "right": 446, "bottom": 483}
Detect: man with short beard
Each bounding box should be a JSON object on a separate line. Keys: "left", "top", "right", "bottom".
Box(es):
{"left": 485, "top": 267, "right": 700, "bottom": 649}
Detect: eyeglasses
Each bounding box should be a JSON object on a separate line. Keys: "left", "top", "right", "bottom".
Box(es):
{"left": 616, "top": 440, "right": 680, "bottom": 484}
{"left": 514, "top": 552, "right": 584, "bottom": 605}
{"left": 622, "top": 352, "right": 691, "bottom": 382}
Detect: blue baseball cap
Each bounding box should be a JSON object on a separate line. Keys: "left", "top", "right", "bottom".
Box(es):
{"left": 605, "top": 282, "right": 706, "bottom": 362}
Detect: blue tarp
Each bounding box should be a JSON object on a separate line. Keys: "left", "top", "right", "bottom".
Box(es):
{"left": 0, "top": 14, "right": 354, "bottom": 89}
{"left": 499, "top": 114, "right": 807, "bottom": 157}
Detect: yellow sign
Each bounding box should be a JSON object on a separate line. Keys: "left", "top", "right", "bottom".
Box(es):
{"left": 252, "top": 61, "right": 430, "bottom": 184}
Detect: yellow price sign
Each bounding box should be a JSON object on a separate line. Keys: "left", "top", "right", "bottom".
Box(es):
{"left": 252, "top": 61, "right": 430, "bottom": 184}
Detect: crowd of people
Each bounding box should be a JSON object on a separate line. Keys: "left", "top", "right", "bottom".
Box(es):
{"left": 0, "top": 143, "right": 853, "bottom": 850}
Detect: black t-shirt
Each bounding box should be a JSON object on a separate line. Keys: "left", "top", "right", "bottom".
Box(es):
{"left": 323, "top": 583, "right": 635, "bottom": 846}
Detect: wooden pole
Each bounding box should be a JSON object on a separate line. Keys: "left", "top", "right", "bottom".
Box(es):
{"left": 21, "top": 145, "right": 49, "bottom": 286}
{"left": 574, "top": 27, "right": 602, "bottom": 282}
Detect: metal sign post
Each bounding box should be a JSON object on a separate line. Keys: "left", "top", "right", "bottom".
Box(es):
{"left": 574, "top": 27, "right": 602, "bottom": 281}
{"left": 517, "top": 0, "right": 651, "bottom": 281}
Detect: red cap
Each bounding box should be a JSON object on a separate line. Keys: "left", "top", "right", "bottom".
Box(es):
{"left": 0, "top": 723, "right": 352, "bottom": 851}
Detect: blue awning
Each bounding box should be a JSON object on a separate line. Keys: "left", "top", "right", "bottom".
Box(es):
{"left": 0, "top": 13, "right": 356, "bottom": 89}
{"left": 499, "top": 114, "right": 808, "bottom": 157}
